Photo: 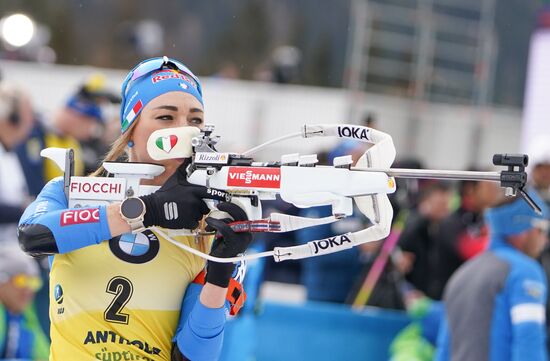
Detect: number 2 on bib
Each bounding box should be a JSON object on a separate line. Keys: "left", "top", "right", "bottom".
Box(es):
{"left": 104, "top": 276, "right": 134, "bottom": 324}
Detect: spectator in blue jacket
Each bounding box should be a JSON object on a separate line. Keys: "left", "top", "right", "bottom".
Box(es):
{"left": 0, "top": 243, "right": 49, "bottom": 360}
{"left": 436, "top": 192, "right": 550, "bottom": 361}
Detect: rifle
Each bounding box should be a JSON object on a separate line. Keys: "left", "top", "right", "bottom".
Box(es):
{"left": 41, "top": 123, "right": 537, "bottom": 263}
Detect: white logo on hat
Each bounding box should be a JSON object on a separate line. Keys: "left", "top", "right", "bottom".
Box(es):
{"left": 179, "top": 82, "right": 188, "bottom": 90}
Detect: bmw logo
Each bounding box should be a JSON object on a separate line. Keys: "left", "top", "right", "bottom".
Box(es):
{"left": 54, "top": 284, "right": 64, "bottom": 304}
{"left": 109, "top": 229, "right": 160, "bottom": 264}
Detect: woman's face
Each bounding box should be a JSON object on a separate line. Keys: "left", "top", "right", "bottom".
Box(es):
{"left": 129, "top": 91, "right": 204, "bottom": 184}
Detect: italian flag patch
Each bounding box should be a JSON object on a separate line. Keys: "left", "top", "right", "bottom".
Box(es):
{"left": 156, "top": 135, "right": 178, "bottom": 153}
{"left": 122, "top": 100, "right": 143, "bottom": 130}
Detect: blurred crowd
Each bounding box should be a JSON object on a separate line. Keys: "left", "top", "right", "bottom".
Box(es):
{"left": 256, "top": 114, "right": 550, "bottom": 360}
{"left": 0, "top": 69, "right": 120, "bottom": 359}
{"left": 1, "top": 68, "right": 550, "bottom": 360}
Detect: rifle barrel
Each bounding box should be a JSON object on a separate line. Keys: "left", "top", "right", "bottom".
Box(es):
{"left": 352, "top": 167, "right": 501, "bottom": 182}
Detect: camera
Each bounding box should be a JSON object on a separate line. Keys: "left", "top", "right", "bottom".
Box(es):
{"left": 0, "top": 83, "right": 20, "bottom": 125}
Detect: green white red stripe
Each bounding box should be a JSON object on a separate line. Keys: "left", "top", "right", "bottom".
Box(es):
{"left": 122, "top": 100, "right": 143, "bottom": 130}
{"left": 156, "top": 135, "right": 178, "bottom": 153}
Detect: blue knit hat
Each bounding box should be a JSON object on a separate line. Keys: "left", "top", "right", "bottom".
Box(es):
{"left": 485, "top": 190, "right": 549, "bottom": 237}
{"left": 120, "top": 57, "right": 203, "bottom": 133}
{"left": 66, "top": 95, "right": 103, "bottom": 122}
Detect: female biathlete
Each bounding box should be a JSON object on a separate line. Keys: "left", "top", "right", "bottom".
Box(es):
{"left": 17, "top": 57, "right": 252, "bottom": 360}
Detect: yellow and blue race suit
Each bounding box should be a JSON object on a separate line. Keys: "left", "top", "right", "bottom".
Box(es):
{"left": 19, "top": 177, "right": 228, "bottom": 361}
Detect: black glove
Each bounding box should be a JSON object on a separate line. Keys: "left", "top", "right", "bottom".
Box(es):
{"left": 140, "top": 159, "right": 211, "bottom": 230}
{"left": 205, "top": 202, "right": 253, "bottom": 288}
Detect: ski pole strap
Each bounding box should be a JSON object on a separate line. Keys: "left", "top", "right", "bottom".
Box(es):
{"left": 192, "top": 270, "right": 247, "bottom": 316}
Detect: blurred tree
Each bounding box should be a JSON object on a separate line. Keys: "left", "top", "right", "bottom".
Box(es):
{"left": 47, "top": 3, "right": 75, "bottom": 65}
{"left": 215, "top": 0, "right": 271, "bottom": 79}
{"left": 0, "top": 0, "right": 546, "bottom": 107}
{"left": 303, "top": 33, "right": 333, "bottom": 87}
{"left": 493, "top": 0, "right": 544, "bottom": 107}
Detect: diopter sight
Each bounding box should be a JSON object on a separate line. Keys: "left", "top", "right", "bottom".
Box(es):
{"left": 493, "top": 153, "right": 542, "bottom": 215}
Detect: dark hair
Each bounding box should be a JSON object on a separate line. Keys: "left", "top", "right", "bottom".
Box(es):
{"left": 418, "top": 180, "right": 452, "bottom": 203}
{"left": 362, "top": 113, "right": 376, "bottom": 128}
{"left": 458, "top": 167, "right": 486, "bottom": 196}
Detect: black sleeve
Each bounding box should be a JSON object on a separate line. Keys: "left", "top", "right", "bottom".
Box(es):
{"left": 435, "top": 214, "right": 462, "bottom": 254}
{"left": 18, "top": 223, "right": 59, "bottom": 257}
{"left": 398, "top": 213, "right": 425, "bottom": 253}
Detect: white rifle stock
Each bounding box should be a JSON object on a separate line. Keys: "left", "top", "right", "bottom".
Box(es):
{"left": 40, "top": 124, "right": 537, "bottom": 263}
